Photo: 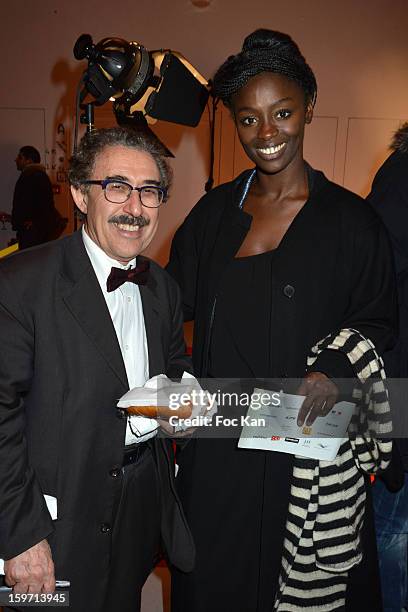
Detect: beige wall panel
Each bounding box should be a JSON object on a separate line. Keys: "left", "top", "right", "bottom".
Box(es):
{"left": 343, "top": 117, "right": 402, "bottom": 197}
{"left": 147, "top": 115, "right": 211, "bottom": 265}
{"left": 303, "top": 117, "right": 338, "bottom": 181}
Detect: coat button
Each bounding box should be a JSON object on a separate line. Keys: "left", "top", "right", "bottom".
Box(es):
{"left": 100, "top": 523, "right": 111, "bottom": 533}
{"left": 116, "top": 408, "right": 126, "bottom": 420}
{"left": 109, "top": 468, "right": 120, "bottom": 478}
{"left": 283, "top": 284, "right": 295, "bottom": 298}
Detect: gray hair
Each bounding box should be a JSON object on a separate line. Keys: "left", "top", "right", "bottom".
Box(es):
{"left": 68, "top": 126, "right": 172, "bottom": 201}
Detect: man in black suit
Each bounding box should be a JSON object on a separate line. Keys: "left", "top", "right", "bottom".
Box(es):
{"left": 0, "top": 127, "right": 194, "bottom": 611}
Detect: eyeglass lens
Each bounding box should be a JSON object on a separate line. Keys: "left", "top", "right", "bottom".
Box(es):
{"left": 105, "top": 182, "right": 163, "bottom": 207}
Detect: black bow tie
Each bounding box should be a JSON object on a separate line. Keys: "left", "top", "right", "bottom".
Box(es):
{"left": 106, "top": 260, "right": 150, "bottom": 292}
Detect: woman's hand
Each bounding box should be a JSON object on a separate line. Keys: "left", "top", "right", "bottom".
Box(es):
{"left": 296, "top": 372, "right": 339, "bottom": 426}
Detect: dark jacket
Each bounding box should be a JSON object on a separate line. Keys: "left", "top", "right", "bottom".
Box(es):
{"left": 0, "top": 231, "right": 194, "bottom": 610}
{"left": 367, "top": 124, "right": 408, "bottom": 479}
{"left": 368, "top": 125, "right": 408, "bottom": 376}
{"left": 167, "top": 166, "right": 397, "bottom": 380}
{"left": 11, "top": 164, "right": 61, "bottom": 249}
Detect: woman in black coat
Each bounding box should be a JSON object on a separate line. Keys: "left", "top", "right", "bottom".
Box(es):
{"left": 167, "top": 29, "right": 397, "bottom": 611}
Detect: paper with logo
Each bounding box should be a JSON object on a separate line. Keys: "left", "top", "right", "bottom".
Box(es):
{"left": 238, "top": 389, "right": 355, "bottom": 460}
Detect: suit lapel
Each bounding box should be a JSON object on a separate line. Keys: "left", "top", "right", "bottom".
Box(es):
{"left": 60, "top": 231, "right": 128, "bottom": 389}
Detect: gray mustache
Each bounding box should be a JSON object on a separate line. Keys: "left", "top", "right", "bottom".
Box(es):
{"left": 109, "top": 215, "right": 150, "bottom": 227}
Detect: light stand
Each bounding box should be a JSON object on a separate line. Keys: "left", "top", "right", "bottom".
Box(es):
{"left": 80, "top": 101, "right": 95, "bottom": 134}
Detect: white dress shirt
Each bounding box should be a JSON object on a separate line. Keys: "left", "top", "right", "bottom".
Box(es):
{"left": 82, "top": 227, "right": 158, "bottom": 444}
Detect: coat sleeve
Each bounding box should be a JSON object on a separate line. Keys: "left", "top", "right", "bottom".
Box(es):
{"left": 166, "top": 193, "right": 212, "bottom": 323}
{"left": 310, "top": 215, "right": 398, "bottom": 378}
{"left": 165, "top": 274, "right": 193, "bottom": 379}
{"left": 0, "top": 267, "right": 54, "bottom": 560}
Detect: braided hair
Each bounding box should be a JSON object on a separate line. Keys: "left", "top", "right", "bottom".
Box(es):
{"left": 213, "top": 29, "right": 317, "bottom": 108}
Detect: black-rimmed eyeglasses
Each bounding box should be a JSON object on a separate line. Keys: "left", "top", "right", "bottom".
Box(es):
{"left": 79, "top": 179, "right": 167, "bottom": 208}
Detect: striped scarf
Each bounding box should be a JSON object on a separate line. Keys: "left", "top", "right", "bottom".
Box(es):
{"left": 275, "top": 329, "right": 392, "bottom": 611}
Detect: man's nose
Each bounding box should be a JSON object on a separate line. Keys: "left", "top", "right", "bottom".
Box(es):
{"left": 123, "top": 189, "right": 143, "bottom": 216}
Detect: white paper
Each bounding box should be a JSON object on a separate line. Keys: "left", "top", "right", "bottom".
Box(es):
{"left": 238, "top": 389, "right": 355, "bottom": 461}
{"left": 118, "top": 373, "right": 194, "bottom": 408}
{"left": 117, "top": 372, "right": 217, "bottom": 432}
{"left": 0, "top": 495, "right": 57, "bottom": 575}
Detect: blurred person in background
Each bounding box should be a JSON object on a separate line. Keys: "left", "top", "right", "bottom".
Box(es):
{"left": 368, "top": 122, "right": 408, "bottom": 612}
{"left": 12, "top": 145, "right": 65, "bottom": 249}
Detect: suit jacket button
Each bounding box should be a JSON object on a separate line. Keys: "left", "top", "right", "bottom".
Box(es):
{"left": 110, "top": 468, "right": 120, "bottom": 478}
{"left": 283, "top": 284, "right": 295, "bottom": 298}
{"left": 116, "top": 408, "right": 126, "bottom": 420}
{"left": 101, "top": 523, "right": 111, "bottom": 533}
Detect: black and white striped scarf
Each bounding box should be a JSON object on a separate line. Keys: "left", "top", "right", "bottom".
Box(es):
{"left": 274, "top": 329, "right": 392, "bottom": 611}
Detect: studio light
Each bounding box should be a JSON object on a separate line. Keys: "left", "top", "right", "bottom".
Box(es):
{"left": 73, "top": 34, "right": 209, "bottom": 130}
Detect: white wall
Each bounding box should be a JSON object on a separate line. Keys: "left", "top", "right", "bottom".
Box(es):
{"left": 1, "top": 0, "right": 408, "bottom": 259}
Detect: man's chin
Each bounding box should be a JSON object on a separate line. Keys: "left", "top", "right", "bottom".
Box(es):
{"left": 113, "top": 241, "right": 149, "bottom": 264}
{"left": 110, "top": 226, "right": 157, "bottom": 262}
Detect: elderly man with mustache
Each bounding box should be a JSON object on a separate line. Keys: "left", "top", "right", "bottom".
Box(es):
{"left": 0, "top": 127, "right": 194, "bottom": 612}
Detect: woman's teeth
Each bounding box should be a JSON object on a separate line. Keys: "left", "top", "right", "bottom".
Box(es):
{"left": 257, "top": 143, "right": 286, "bottom": 155}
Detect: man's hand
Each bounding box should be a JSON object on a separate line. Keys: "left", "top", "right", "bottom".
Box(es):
{"left": 4, "top": 539, "right": 55, "bottom": 594}
{"left": 158, "top": 400, "right": 206, "bottom": 438}
{"left": 297, "top": 372, "right": 339, "bottom": 427}
{"left": 158, "top": 402, "right": 196, "bottom": 437}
